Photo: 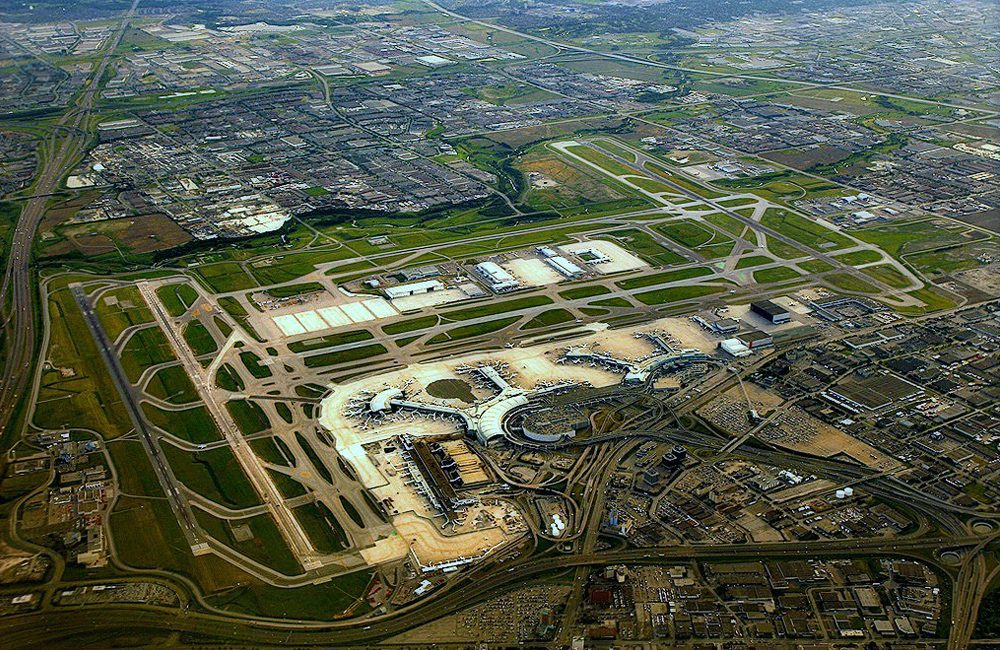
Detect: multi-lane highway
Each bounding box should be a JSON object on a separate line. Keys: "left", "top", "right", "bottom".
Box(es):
{"left": 0, "top": 534, "right": 980, "bottom": 649}
{"left": 0, "top": 1, "right": 139, "bottom": 440}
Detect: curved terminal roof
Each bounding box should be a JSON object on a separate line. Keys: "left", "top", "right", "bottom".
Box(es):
{"left": 477, "top": 394, "right": 529, "bottom": 443}
{"left": 370, "top": 387, "right": 404, "bottom": 413}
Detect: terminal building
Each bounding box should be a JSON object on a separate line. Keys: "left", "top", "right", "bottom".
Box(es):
{"left": 475, "top": 261, "right": 519, "bottom": 293}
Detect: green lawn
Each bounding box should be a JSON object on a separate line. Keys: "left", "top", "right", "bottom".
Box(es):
{"left": 303, "top": 344, "right": 388, "bottom": 368}
{"left": 141, "top": 403, "right": 222, "bottom": 444}
{"left": 215, "top": 363, "right": 245, "bottom": 392}
{"left": 616, "top": 266, "right": 713, "bottom": 290}
{"left": 559, "top": 285, "right": 611, "bottom": 300}
{"left": 146, "top": 365, "right": 199, "bottom": 404}
{"left": 428, "top": 316, "right": 521, "bottom": 344}
{"left": 226, "top": 399, "right": 271, "bottom": 435}
{"left": 440, "top": 295, "right": 552, "bottom": 322}
{"left": 294, "top": 502, "right": 349, "bottom": 553}
{"left": 195, "top": 262, "right": 258, "bottom": 293}
{"left": 753, "top": 266, "right": 802, "bottom": 284}
{"left": 161, "top": 441, "right": 262, "bottom": 509}
{"left": 193, "top": 509, "right": 301, "bottom": 575}
{"left": 287, "top": 329, "right": 373, "bottom": 353}
{"left": 121, "top": 326, "right": 176, "bottom": 383}
{"left": 183, "top": 321, "right": 218, "bottom": 357}
{"left": 95, "top": 286, "right": 154, "bottom": 341}
{"left": 735, "top": 255, "right": 772, "bottom": 269}
{"left": 634, "top": 284, "right": 725, "bottom": 305}
{"left": 825, "top": 273, "right": 880, "bottom": 294}
{"left": 760, "top": 209, "right": 853, "bottom": 251}
{"left": 156, "top": 282, "right": 199, "bottom": 317}
{"left": 834, "top": 250, "right": 883, "bottom": 266}
{"left": 522, "top": 308, "right": 576, "bottom": 330}
{"left": 239, "top": 350, "right": 273, "bottom": 379}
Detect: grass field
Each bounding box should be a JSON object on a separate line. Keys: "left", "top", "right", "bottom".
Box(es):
{"left": 120, "top": 326, "right": 176, "bottom": 383}
{"left": 218, "top": 297, "right": 264, "bottom": 342}
{"left": 634, "top": 284, "right": 725, "bottom": 306}
{"left": 861, "top": 264, "right": 912, "bottom": 289}
{"left": 565, "top": 144, "right": 636, "bottom": 177}
{"left": 754, "top": 266, "right": 802, "bottom": 284}
{"left": 654, "top": 220, "right": 735, "bottom": 259}
{"left": 428, "top": 316, "right": 521, "bottom": 344}
{"left": 33, "top": 283, "right": 131, "bottom": 437}
{"left": 215, "top": 363, "right": 245, "bottom": 392}
{"left": 441, "top": 295, "right": 552, "bottom": 322}
{"left": 592, "top": 297, "right": 632, "bottom": 308}
{"left": 295, "top": 432, "right": 333, "bottom": 484}
{"left": 183, "top": 321, "right": 218, "bottom": 356}
{"left": 559, "top": 285, "right": 611, "bottom": 300}
{"left": 156, "top": 282, "right": 199, "bottom": 317}
{"left": 598, "top": 229, "right": 685, "bottom": 266}
{"left": 142, "top": 403, "right": 222, "bottom": 444}
{"left": 161, "top": 440, "right": 262, "bottom": 509}
{"left": 616, "top": 266, "right": 713, "bottom": 290}
{"left": 760, "top": 209, "right": 853, "bottom": 251}
{"left": 834, "top": 249, "right": 883, "bottom": 266}
{"left": 704, "top": 212, "right": 747, "bottom": 237}
{"left": 798, "top": 258, "right": 835, "bottom": 273}
{"left": 145, "top": 365, "right": 199, "bottom": 404}
{"left": 205, "top": 569, "right": 373, "bottom": 620}
{"left": 896, "top": 286, "right": 958, "bottom": 314}
{"left": 249, "top": 436, "right": 292, "bottom": 466}
{"left": 825, "top": 273, "right": 880, "bottom": 294}
{"left": 522, "top": 308, "right": 575, "bottom": 330}
{"left": 269, "top": 469, "right": 308, "bottom": 499}
{"left": 109, "top": 496, "right": 197, "bottom": 578}
{"left": 239, "top": 350, "right": 273, "bottom": 379}
{"left": 195, "top": 262, "right": 258, "bottom": 293}
{"left": 382, "top": 315, "right": 439, "bottom": 335}
{"left": 303, "top": 344, "right": 388, "bottom": 368}
{"left": 193, "top": 509, "right": 301, "bottom": 576}
{"left": 766, "top": 237, "right": 808, "bottom": 260}
{"left": 288, "top": 329, "right": 373, "bottom": 353}
{"left": 95, "top": 286, "right": 154, "bottom": 342}
{"left": 735, "top": 255, "right": 772, "bottom": 269}
{"left": 226, "top": 399, "right": 271, "bottom": 435}
{"left": 294, "top": 502, "right": 350, "bottom": 553}
{"left": 107, "top": 440, "right": 165, "bottom": 497}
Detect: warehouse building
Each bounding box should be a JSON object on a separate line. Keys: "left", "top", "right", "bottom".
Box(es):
{"left": 384, "top": 279, "right": 444, "bottom": 299}
{"left": 475, "top": 261, "right": 520, "bottom": 293}
{"left": 750, "top": 299, "right": 792, "bottom": 324}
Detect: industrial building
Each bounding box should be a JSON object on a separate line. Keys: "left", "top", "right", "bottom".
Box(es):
{"left": 384, "top": 279, "right": 444, "bottom": 299}
{"left": 475, "top": 261, "right": 520, "bottom": 293}
{"left": 736, "top": 329, "right": 774, "bottom": 349}
{"left": 543, "top": 255, "right": 585, "bottom": 278}
{"left": 719, "top": 338, "right": 751, "bottom": 357}
{"left": 750, "top": 300, "right": 792, "bottom": 324}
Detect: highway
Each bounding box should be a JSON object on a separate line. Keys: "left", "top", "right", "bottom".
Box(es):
{"left": 0, "top": 534, "right": 981, "bottom": 649}
{"left": 0, "top": 0, "right": 139, "bottom": 439}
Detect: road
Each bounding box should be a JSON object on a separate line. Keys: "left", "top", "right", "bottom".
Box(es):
{"left": 0, "top": 0, "right": 139, "bottom": 439}
{"left": 0, "top": 534, "right": 978, "bottom": 648}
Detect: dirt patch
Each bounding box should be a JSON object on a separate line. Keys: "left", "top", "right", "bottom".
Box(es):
{"left": 42, "top": 213, "right": 192, "bottom": 258}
